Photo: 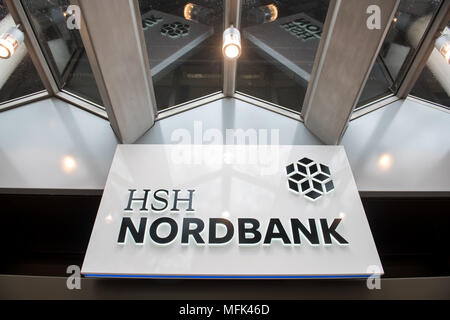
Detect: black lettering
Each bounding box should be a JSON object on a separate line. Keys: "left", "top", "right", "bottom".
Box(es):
{"left": 171, "top": 190, "right": 195, "bottom": 212}
{"left": 291, "top": 219, "right": 319, "bottom": 245}
{"left": 149, "top": 217, "right": 178, "bottom": 244}
{"left": 209, "top": 218, "right": 234, "bottom": 244}
{"left": 151, "top": 189, "right": 169, "bottom": 212}
{"left": 117, "top": 217, "right": 147, "bottom": 244}
{"left": 182, "top": 218, "right": 205, "bottom": 244}
{"left": 320, "top": 218, "right": 349, "bottom": 245}
{"left": 124, "top": 189, "right": 151, "bottom": 211}
{"left": 238, "top": 218, "right": 262, "bottom": 244}
{"left": 264, "top": 219, "right": 291, "bottom": 245}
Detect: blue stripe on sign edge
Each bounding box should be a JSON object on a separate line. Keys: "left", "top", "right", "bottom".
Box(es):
{"left": 83, "top": 274, "right": 373, "bottom": 279}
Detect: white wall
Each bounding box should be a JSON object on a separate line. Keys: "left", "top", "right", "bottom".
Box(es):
{"left": 0, "top": 96, "right": 448, "bottom": 194}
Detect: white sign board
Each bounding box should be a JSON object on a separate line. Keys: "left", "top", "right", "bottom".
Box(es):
{"left": 82, "top": 145, "right": 383, "bottom": 279}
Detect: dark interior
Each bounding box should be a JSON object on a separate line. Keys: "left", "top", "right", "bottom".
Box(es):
{"left": 1, "top": 193, "right": 448, "bottom": 278}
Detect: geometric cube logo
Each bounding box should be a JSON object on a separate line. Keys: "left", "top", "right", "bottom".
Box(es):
{"left": 161, "top": 22, "right": 190, "bottom": 39}
{"left": 286, "top": 157, "right": 335, "bottom": 202}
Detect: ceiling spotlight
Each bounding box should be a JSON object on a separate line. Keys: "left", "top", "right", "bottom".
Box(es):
{"left": 262, "top": 4, "right": 278, "bottom": 23}
{"left": 223, "top": 25, "right": 241, "bottom": 59}
{"left": 184, "top": 3, "right": 214, "bottom": 24}
{"left": 247, "top": 4, "right": 278, "bottom": 25}
{"left": 184, "top": 3, "right": 196, "bottom": 20}
{"left": 0, "top": 26, "right": 24, "bottom": 59}
{"left": 435, "top": 33, "right": 450, "bottom": 64}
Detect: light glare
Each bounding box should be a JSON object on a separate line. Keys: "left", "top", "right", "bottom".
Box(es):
{"left": 266, "top": 4, "right": 278, "bottom": 22}
{"left": 440, "top": 42, "right": 450, "bottom": 64}
{"left": 0, "top": 37, "right": 16, "bottom": 59}
{"left": 435, "top": 33, "right": 450, "bottom": 64}
{"left": 184, "top": 3, "right": 194, "bottom": 20}
{"left": 224, "top": 44, "right": 239, "bottom": 59}
{"left": 0, "top": 44, "right": 9, "bottom": 59}
{"left": 62, "top": 156, "right": 77, "bottom": 173}
{"left": 378, "top": 154, "right": 393, "bottom": 171}
{"left": 0, "top": 27, "right": 24, "bottom": 60}
{"left": 222, "top": 26, "right": 241, "bottom": 59}
{"left": 105, "top": 214, "right": 113, "bottom": 224}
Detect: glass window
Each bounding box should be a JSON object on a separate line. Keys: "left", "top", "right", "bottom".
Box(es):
{"left": 139, "top": 0, "right": 223, "bottom": 111}
{"left": 236, "top": 0, "right": 331, "bottom": 112}
{"left": 0, "top": 2, "right": 45, "bottom": 104}
{"left": 410, "top": 24, "right": 450, "bottom": 108}
{"left": 358, "top": 0, "right": 443, "bottom": 107}
{"left": 20, "top": 0, "right": 102, "bottom": 105}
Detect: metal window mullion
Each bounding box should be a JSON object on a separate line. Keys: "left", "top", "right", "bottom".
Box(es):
{"left": 6, "top": 0, "right": 59, "bottom": 95}
{"left": 73, "top": 0, "right": 157, "bottom": 143}
{"left": 0, "top": 91, "right": 49, "bottom": 112}
{"left": 56, "top": 91, "right": 108, "bottom": 119}
{"left": 301, "top": 0, "right": 399, "bottom": 145}
{"left": 223, "top": 0, "right": 242, "bottom": 97}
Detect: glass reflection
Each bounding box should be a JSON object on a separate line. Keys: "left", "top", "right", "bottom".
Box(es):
{"left": 237, "top": 0, "right": 331, "bottom": 112}
{"left": 20, "top": 0, "right": 102, "bottom": 105}
{"left": 62, "top": 155, "right": 77, "bottom": 173}
{"left": 139, "top": 0, "right": 223, "bottom": 111}
{"left": 378, "top": 153, "right": 393, "bottom": 171}
{"left": 410, "top": 24, "right": 450, "bottom": 107}
{"left": 0, "top": 2, "right": 45, "bottom": 104}
{"left": 358, "top": 0, "right": 443, "bottom": 107}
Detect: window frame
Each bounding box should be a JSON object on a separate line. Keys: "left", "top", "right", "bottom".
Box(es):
{"left": 2, "top": 0, "right": 448, "bottom": 144}
{"left": 355, "top": 0, "right": 450, "bottom": 116}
